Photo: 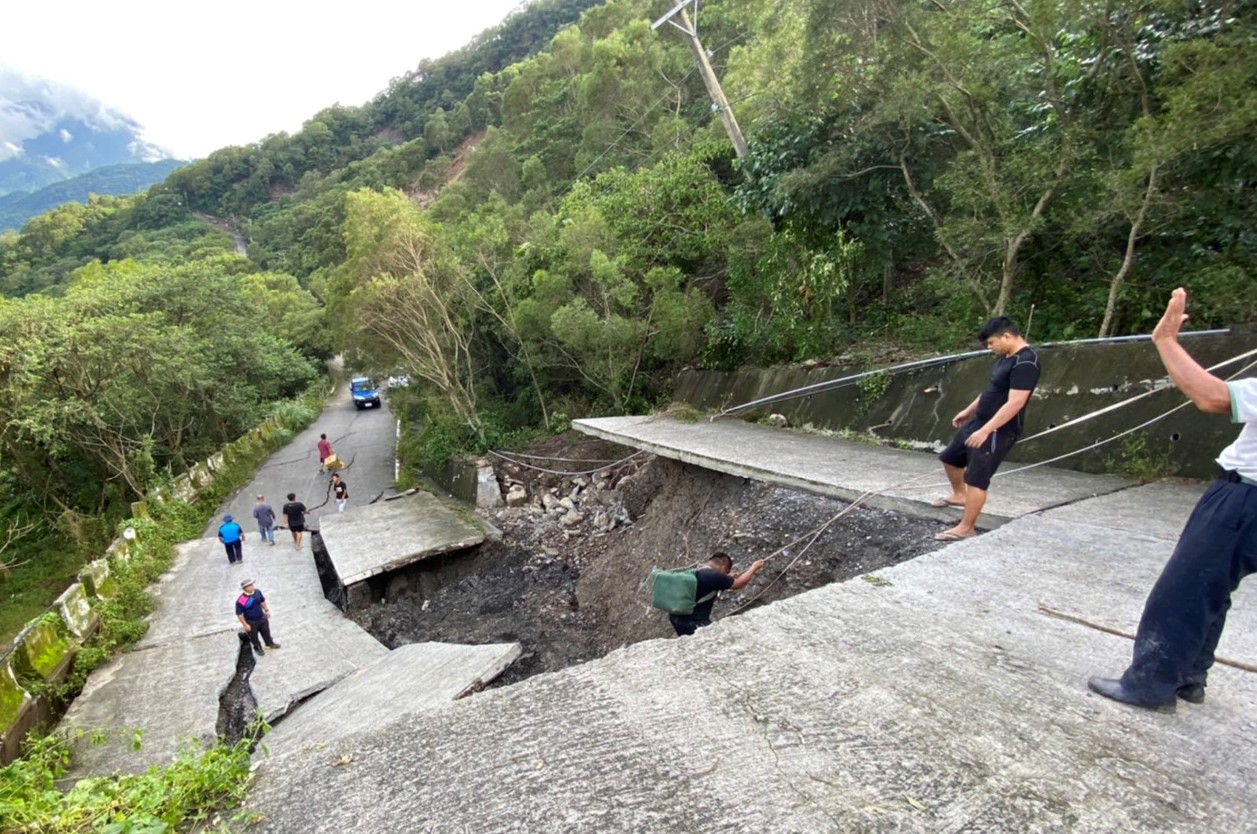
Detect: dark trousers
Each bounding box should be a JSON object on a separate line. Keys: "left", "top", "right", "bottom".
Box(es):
{"left": 223, "top": 540, "right": 243, "bottom": 563}
{"left": 669, "top": 614, "right": 712, "bottom": 637}
{"left": 1120, "top": 479, "right": 1257, "bottom": 700}
{"left": 244, "top": 617, "right": 274, "bottom": 651}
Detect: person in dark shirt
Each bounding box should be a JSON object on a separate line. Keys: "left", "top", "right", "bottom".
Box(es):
{"left": 252, "top": 495, "right": 276, "bottom": 546}
{"left": 217, "top": 514, "right": 245, "bottom": 564}
{"left": 932, "top": 316, "right": 1041, "bottom": 541}
{"left": 282, "top": 492, "right": 308, "bottom": 551}
{"left": 331, "top": 473, "right": 348, "bottom": 513}
{"left": 236, "top": 579, "right": 280, "bottom": 655}
{"left": 669, "top": 552, "right": 766, "bottom": 637}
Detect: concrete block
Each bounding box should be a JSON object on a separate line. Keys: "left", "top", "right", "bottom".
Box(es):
{"left": 0, "top": 662, "right": 34, "bottom": 766}
{"left": 189, "top": 462, "right": 212, "bottom": 490}
{"left": 78, "top": 559, "right": 114, "bottom": 600}
{"left": 13, "top": 618, "right": 74, "bottom": 684}
{"left": 171, "top": 474, "right": 196, "bottom": 503}
{"left": 56, "top": 583, "right": 100, "bottom": 639}
{"left": 475, "top": 463, "right": 504, "bottom": 508}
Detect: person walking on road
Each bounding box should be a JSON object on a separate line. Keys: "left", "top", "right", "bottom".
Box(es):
{"left": 1088, "top": 288, "right": 1257, "bottom": 713}
{"left": 282, "top": 492, "right": 308, "bottom": 551}
{"left": 252, "top": 495, "right": 276, "bottom": 546}
{"left": 931, "top": 317, "right": 1041, "bottom": 541}
{"left": 218, "top": 514, "right": 245, "bottom": 564}
{"left": 331, "top": 473, "right": 348, "bottom": 513}
{"left": 236, "top": 579, "right": 281, "bottom": 655}
{"left": 669, "top": 553, "right": 766, "bottom": 637}
{"left": 317, "top": 433, "right": 333, "bottom": 473}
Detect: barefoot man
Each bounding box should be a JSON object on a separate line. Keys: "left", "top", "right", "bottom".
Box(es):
{"left": 933, "top": 316, "right": 1041, "bottom": 541}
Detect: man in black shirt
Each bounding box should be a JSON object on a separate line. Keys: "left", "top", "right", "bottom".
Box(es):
{"left": 933, "top": 316, "right": 1041, "bottom": 541}
{"left": 282, "top": 492, "right": 308, "bottom": 551}
{"left": 669, "top": 552, "right": 766, "bottom": 636}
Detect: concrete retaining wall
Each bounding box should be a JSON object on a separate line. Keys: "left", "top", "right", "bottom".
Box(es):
{"left": 674, "top": 330, "right": 1256, "bottom": 480}
{"left": 425, "top": 456, "right": 504, "bottom": 509}
{"left": 0, "top": 410, "right": 300, "bottom": 765}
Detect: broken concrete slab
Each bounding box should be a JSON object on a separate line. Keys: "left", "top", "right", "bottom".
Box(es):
{"left": 139, "top": 538, "right": 324, "bottom": 649}
{"left": 248, "top": 593, "right": 388, "bottom": 725}
{"left": 62, "top": 536, "right": 389, "bottom": 777}
{"left": 263, "top": 641, "right": 521, "bottom": 757}
{"left": 574, "top": 415, "right": 1134, "bottom": 528}
{"left": 244, "top": 482, "right": 1257, "bottom": 834}
{"left": 319, "top": 493, "right": 485, "bottom": 586}
{"left": 60, "top": 630, "right": 237, "bottom": 777}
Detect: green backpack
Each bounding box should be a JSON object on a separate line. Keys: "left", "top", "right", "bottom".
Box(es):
{"left": 649, "top": 567, "right": 718, "bottom": 615}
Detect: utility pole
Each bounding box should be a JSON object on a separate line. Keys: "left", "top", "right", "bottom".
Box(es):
{"left": 652, "top": 0, "right": 751, "bottom": 165}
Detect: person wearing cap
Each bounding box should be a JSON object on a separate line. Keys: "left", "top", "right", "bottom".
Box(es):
{"left": 252, "top": 495, "right": 276, "bottom": 546}
{"left": 217, "top": 514, "right": 245, "bottom": 564}
{"left": 1088, "top": 288, "right": 1257, "bottom": 712}
{"left": 236, "top": 579, "right": 280, "bottom": 655}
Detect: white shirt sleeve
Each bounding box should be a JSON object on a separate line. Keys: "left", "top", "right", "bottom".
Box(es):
{"left": 1228, "top": 379, "right": 1257, "bottom": 424}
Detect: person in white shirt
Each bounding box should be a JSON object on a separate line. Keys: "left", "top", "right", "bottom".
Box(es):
{"left": 1089, "top": 288, "right": 1257, "bottom": 712}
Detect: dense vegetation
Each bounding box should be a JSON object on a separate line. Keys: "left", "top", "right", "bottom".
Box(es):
{"left": 1, "top": 0, "right": 1254, "bottom": 634}
{"left": 0, "top": 0, "right": 1252, "bottom": 820}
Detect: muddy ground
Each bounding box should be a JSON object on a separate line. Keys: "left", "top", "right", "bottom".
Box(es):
{"left": 350, "top": 437, "right": 948, "bottom": 687}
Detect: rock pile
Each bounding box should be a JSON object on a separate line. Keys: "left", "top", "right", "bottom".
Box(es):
{"left": 483, "top": 448, "right": 643, "bottom": 568}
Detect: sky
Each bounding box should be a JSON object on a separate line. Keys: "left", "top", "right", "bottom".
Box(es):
{"left": 2, "top": 0, "right": 526, "bottom": 159}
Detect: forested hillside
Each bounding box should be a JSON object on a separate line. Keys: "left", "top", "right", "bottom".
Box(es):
{"left": 0, "top": 0, "right": 1254, "bottom": 635}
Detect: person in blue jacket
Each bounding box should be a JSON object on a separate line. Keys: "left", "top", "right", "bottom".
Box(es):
{"left": 218, "top": 514, "right": 245, "bottom": 564}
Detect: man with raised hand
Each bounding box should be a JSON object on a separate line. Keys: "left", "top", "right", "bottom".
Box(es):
{"left": 1088, "top": 288, "right": 1257, "bottom": 712}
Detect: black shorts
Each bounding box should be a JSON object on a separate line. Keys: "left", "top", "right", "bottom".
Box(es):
{"left": 287, "top": 522, "right": 305, "bottom": 533}
{"left": 939, "top": 420, "right": 1018, "bottom": 491}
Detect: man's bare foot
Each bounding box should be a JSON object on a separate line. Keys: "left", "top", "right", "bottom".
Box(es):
{"left": 933, "top": 527, "right": 977, "bottom": 542}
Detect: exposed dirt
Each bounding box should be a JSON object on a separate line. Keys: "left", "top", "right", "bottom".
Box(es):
{"left": 351, "top": 435, "right": 947, "bottom": 686}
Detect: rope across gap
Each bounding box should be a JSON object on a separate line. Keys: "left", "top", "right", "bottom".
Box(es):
{"left": 715, "top": 347, "right": 1257, "bottom": 615}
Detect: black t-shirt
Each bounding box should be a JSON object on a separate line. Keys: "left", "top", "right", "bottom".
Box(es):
{"left": 282, "top": 501, "right": 307, "bottom": 526}
{"left": 975, "top": 346, "right": 1040, "bottom": 438}
{"left": 691, "top": 568, "right": 735, "bottom": 621}
{"left": 333, "top": 481, "right": 348, "bottom": 500}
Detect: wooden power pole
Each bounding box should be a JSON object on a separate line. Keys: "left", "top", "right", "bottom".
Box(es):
{"left": 653, "top": 0, "right": 751, "bottom": 165}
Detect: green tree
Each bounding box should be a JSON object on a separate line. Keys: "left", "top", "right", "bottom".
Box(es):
{"left": 334, "top": 189, "right": 483, "bottom": 434}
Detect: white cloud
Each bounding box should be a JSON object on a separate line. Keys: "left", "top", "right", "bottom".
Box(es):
{"left": 1, "top": 0, "right": 527, "bottom": 159}
{"left": 0, "top": 67, "right": 144, "bottom": 156}
{"left": 59, "top": 128, "right": 73, "bottom": 143}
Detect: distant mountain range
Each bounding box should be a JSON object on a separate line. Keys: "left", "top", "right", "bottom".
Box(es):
{"left": 0, "top": 68, "right": 183, "bottom": 230}
{"left": 0, "top": 160, "right": 185, "bottom": 231}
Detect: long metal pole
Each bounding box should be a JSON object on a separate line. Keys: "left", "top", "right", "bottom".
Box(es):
{"left": 674, "top": 6, "right": 750, "bottom": 164}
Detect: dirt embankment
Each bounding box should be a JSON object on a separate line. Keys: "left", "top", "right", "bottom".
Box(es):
{"left": 352, "top": 438, "right": 946, "bottom": 686}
